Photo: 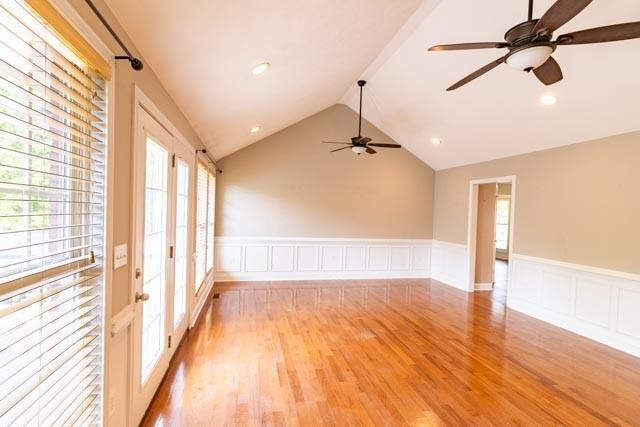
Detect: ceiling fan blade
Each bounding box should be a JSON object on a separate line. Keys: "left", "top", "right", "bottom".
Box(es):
{"left": 429, "top": 42, "right": 508, "bottom": 51}
{"left": 446, "top": 56, "right": 505, "bottom": 91}
{"left": 533, "top": 57, "right": 563, "bottom": 85}
{"left": 368, "top": 143, "right": 401, "bottom": 148}
{"left": 366, "top": 147, "right": 377, "bottom": 154}
{"left": 556, "top": 22, "right": 640, "bottom": 45}
{"left": 359, "top": 137, "right": 372, "bottom": 144}
{"left": 330, "top": 146, "right": 351, "bottom": 153}
{"left": 322, "top": 141, "right": 350, "bottom": 145}
{"left": 533, "top": 0, "right": 592, "bottom": 35}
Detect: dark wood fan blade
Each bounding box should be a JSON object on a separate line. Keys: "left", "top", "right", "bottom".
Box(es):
{"left": 366, "top": 147, "right": 377, "bottom": 154}
{"left": 533, "top": 57, "right": 563, "bottom": 85}
{"left": 322, "top": 141, "right": 350, "bottom": 145}
{"left": 533, "top": 0, "right": 592, "bottom": 35}
{"left": 330, "top": 146, "right": 351, "bottom": 153}
{"left": 429, "top": 42, "right": 508, "bottom": 51}
{"left": 368, "top": 143, "right": 401, "bottom": 148}
{"left": 556, "top": 22, "right": 640, "bottom": 45}
{"left": 359, "top": 137, "right": 372, "bottom": 144}
{"left": 446, "top": 56, "right": 505, "bottom": 91}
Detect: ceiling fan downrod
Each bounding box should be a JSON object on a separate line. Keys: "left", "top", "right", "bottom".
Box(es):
{"left": 357, "top": 80, "right": 366, "bottom": 138}
{"left": 528, "top": 0, "right": 534, "bottom": 21}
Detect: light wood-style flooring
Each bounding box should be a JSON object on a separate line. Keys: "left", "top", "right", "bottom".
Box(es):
{"left": 142, "top": 279, "right": 640, "bottom": 426}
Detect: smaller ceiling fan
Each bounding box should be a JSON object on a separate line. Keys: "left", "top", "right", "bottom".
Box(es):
{"left": 322, "top": 80, "right": 401, "bottom": 155}
{"left": 428, "top": 0, "right": 640, "bottom": 91}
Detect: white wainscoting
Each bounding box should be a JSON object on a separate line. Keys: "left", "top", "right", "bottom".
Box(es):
{"left": 430, "top": 240, "right": 470, "bottom": 291}
{"left": 214, "top": 237, "right": 431, "bottom": 281}
{"left": 508, "top": 254, "right": 640, "bottom": 357}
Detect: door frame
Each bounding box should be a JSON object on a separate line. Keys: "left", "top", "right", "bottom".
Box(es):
{"left": 129, "top": 86, "right": 196, "bottom": 425}
{"left": 466, "top": 175, "right": 517, "bottom": 293}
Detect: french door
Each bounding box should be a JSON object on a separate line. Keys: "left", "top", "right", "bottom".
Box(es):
{"left": 131, "top": 107, "right": 193, "bottom": 423}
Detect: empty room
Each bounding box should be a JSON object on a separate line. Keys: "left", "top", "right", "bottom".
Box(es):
{"left": 1, "top": 0, "right": 639, "bottom": 425}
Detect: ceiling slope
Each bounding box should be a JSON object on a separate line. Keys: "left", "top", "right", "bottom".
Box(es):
{"left": 342, "top": 0, "right": 640, "bottom": 170}
{"left": 103, "top": 0, "right": 423, "bottom": 159}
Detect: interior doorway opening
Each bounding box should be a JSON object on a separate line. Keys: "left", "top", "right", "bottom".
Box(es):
{"left": 466, "top": 176, "right": 516, "bottom": 303}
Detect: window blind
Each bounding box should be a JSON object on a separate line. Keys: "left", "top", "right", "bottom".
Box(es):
{"left": 194, "top": 161, "right": 215, "bottom": 293}
{"left": 194, "top": 162, "right": 207, "bottom": 292}
{"left": 0, "top": 0, "right": 105, "bottom": 425}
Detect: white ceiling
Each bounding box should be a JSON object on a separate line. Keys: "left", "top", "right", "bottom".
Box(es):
{"left": 103, "top": 0, "right": 423, "bottom": 159}
{"left": 342, "top": 0, "right": 640, "bottom": 169}
{"left": 105, "top": 0, "right": 640, "bottom": 170}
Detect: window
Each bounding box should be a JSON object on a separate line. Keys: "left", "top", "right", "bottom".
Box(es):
{"left": 0, "top": 0, "right": 107, "bottom": 424}
{"left": 194, "top": 162, "right": 215, "bottom": 292}
{"left": 495, "top": 197, "right": 510, "bottom": 251}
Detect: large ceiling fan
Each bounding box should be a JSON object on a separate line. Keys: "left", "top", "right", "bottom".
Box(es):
{"left": 322, "top": 80, "right": 401, "bottom": 155}
{"left": 428, "top": 0, "right": 640, "bottom": 91}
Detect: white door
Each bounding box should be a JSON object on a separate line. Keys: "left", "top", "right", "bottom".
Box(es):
{"left": 168, "top": 144, "right": 193, "bottom": 354}
{"left": 131, "top": 108, "right": 175, "bottom": 424}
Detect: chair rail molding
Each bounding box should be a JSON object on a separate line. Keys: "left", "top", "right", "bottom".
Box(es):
{"left": 110, "top": 304, "right": 135, "bottom": 337}
{"left": 214, "top": 236, "right": 432, "bottom": 282}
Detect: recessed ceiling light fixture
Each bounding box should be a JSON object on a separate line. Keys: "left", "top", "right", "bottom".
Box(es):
{"left": 431, "top": 137, "right": 442, "bottom": 145}
{"left": 539, "top": 94, "right": 557, "bottom": 106}
{"left": 250, "top": 126, "right": 261, "bottom": 134}
{"left": 252, "top": 62, "right": 270, "bottom": 76}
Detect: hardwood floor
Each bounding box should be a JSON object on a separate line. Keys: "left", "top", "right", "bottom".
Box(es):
{"left": 142, "top": 279, "right": 640, "bottom": 426}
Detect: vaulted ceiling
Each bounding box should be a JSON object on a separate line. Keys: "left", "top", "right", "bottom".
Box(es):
{"left": 103, "top": 0, "right": 424, "bottom": 158}
{"left": 105, "top": 0, "right": 640, "bottom": 170}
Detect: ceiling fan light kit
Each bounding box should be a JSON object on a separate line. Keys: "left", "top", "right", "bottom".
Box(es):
{"left": 428, "top": 0, "right": 640, "bottom": 90}
{"left": 321, "top": 80, "right": 402, "bottom": 156}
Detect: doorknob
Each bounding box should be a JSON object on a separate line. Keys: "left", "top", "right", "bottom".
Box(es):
{"left": 135, "top": 292, "right": 149, "bottom": 303}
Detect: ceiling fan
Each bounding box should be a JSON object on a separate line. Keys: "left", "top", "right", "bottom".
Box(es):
{"left": 322, "top": 80, "right": 401, "bottom": 155}
{"left": 428, "top": 0, "right": 640, "bottom": 91}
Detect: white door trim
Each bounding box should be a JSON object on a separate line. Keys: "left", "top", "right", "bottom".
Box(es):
{"left": 466, "top": 175, "right": 517, "bottom": 293}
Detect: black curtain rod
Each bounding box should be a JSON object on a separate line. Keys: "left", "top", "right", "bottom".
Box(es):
{"left": 83, "top": 0, "right": 143, "bottom": 70}
{"left": 197, "top": 149, "right": 223, "bottom": 174}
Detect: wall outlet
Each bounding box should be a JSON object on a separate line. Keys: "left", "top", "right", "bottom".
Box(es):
{"left": 114, "top": 243, "right": 128, "bottom": 270}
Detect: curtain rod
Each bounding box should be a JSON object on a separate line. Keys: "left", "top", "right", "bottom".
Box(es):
{"left": 197, "top": 149, "right": 223, "bottom": 174}
{"left": 83, "top": 0, "right": 143, "bottom": 70}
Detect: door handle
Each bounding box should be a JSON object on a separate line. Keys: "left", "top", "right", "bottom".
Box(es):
{"left": 135, "top": 292, "right": 149, "bottom": 303}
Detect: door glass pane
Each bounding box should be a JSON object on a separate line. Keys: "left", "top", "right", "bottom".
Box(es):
{"left": 174, "top": 159, "right": 189, "bottom": 326}
{"left": 141, "top": 137, "right": 168, "bottom": 382}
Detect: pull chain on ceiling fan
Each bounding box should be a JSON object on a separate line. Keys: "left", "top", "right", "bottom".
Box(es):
{"left": 322, "top": 80, "right": 402, "bottom": 155}
{"left": 428, "top": 0, "right": 640, "bottom": 90}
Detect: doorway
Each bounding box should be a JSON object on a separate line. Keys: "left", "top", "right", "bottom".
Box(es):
{"left": 466, "top": 176, "right": 516, "bottom": 302}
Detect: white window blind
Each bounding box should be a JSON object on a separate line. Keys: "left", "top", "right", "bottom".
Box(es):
{"left": 194, "top": 161, "right": 214, "bottom": 292}
{"left": 0, "top": 0, "right": 106, "bottom": 425}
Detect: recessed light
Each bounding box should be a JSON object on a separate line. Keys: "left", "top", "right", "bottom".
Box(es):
{"left": 431, "top": 137, "right": 442, "bottom": 145}
{"left": 540, "top": 94, "right": 557, "bottom": 106}
{"left": 252, "top": 62, "right": 270, "bottom": 76}
{"left": 250, "top": 126, "right": 261, "bottom": 134}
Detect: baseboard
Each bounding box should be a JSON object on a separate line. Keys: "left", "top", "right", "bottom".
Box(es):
{"left": 508, "top": 254, "right": 640, "bottom": 358}
{"left": 190, "top": 272, "right": 215, "bottom": 328}
{"left": 475, "top": 282, "right": 493, "bottom": 291}
{"left": 214, "top": 236, "right": 431, "bottom": 282}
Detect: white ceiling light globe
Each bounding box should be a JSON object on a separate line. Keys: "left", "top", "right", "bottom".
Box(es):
{"left": 506, "top": 45, "right": 553, "bottom": 71}
{"left": 351, "top": 146, "right": 366, "bottom": 155}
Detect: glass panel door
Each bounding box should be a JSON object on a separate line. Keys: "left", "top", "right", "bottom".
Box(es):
{"left": 141, "top": 138, "right": 168, "bottom": 381}
{"left": 173, "top": 159, "right": 189, "bottom": 327}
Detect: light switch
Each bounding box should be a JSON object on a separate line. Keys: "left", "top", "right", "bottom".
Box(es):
{"left": 114, "top": 243, "right": 128, "bottom": 270}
